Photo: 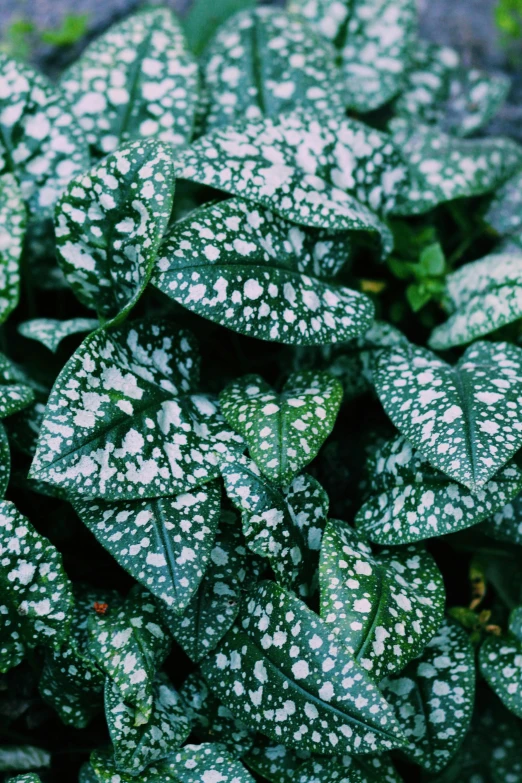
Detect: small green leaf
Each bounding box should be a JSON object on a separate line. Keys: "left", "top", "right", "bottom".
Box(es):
{"left": 87, "top": 586, "right": 171, "bottom": 723}
{"left": 61, "top": 8, "right": 198, "bottom": 158}
{"left": 105, "top": 673, "right": 190, "bottom": 775}
{"left": 0, "top": 500, "right": 73, "bottom": 673}
{"left": 0, "top": 746, "right": 49, "bottom": 773}
{"left": 480, "top": 606, "right": 522, "bottom": 720}
{"left": 430, "top": 248, "right": 522, "bottom": 350}
{"left": 153, "top": 197, "right": 375, "bottom": 346}
{"left": 73, "top": 481, "right": 221, "bottom": 611}
{"left": 356, "top": 436, "right": 522, "bottom": 544}
{"left": 201, "top": 8, "right": 344, "bottom": 132}
{"left": 374, "top": 340, "right": 522, "bottom": 492}
{"left": 390, "top": 119, "right": 522, "bottom": 216}
{"left": 201, "top": 580, "right": 406, "bottom": 756}
{"left": 55, "top": 141, "right": 175, "bottom": 325}
{"left": 41, "top": 13, "right": 89, "bottom": 46}
{"left": 320, "top": 519, "right": 445, "bottom": 679}
{"left": 220, "top": 371, "right": 342, "bottom": 486}
{"left": 0, "top": 174, "right": 25, "bottom": 324}
{"left": 158, "top": 510, "right": 251, "bottom": 662}
{"left": 18, "top": 318, "right": 98, "bottom": 353}
{"left": 0, "top": 354, "right": 34, "bottom": 418}
{"left": 381, "top": 618, "right": 475, "bottom": 772}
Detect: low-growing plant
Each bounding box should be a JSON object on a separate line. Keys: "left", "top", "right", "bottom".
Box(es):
{"left": 0, "top": 1, "right": 522, "bottom": 781}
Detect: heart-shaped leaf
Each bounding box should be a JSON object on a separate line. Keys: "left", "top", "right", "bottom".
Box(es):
{"left": 153, "top": 198, "right": 375, "bottom": 346}
{"left": 158, "top": 510, "right": 251, "bottom": 662}
{"left": 105, "top": 673, "right": 190, "bottom": 775}
{"left": 320, "top": 519, "right": 445, "bottom": 679}
{"left": 73, "top": 481, "right": 221, "bottom": 611}
{"left": 374, "top": 340, "right": 522, "bottom": 492}
{"left": 381, "top": 618, "right": 475, "bottom": 773}
{"left": 221, "top": 453, "right": 329, "bottom": 595}
{"left": 390, "top": 120, "right": 522, "bottom": 216}
{"left": 201, "top": 8, "right": 344, "bottom": 132}
{"left": 87, "top": 586, "right": 171, "bottom": 723}
{"left": 0, "top": 174, "right": 25, "bottom": 324}
{"left": 30, "top": 320, "right": 231, "bottom": 500}
{"left": 0, "top": 500, "right": 73, "bottom": 673}
{"left": 429, "top": 249, "right": 522, "bottom": 350}
{"left": 480, "top": 606, "right": 522, "bottom": 720}
{"left": 56, "top": 141, "right": 175, "bottom": 325}
{"left": 18, "top": 318, "right": 98, "bottom": 353}
{"left": 220, "top": 371, "right": 342, "bottom": 486}
{"left": 356, "top": 436, "right": 522, "bottom": 544}
{"left": 394, "top": 41, "right": 510, "bottom": 136}
{"left": 202, "top": 580, "right": 406, "bottom": 756}
{"left": 61, "top": 8, "right": 198, "bottom": 158}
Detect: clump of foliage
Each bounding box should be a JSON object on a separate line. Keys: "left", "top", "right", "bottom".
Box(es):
{"left": 1, "top": 1, "right": 522, "bottom": 782}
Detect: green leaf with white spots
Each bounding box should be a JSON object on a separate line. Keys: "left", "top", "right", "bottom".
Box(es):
{"left": 73, "top": 481, "right": 221, "bottom": 612}
{"left": 90, "top": 743, "right": 255, "bottom": 783}
{"left": 480, "top": 606, "right": 522, "bottom": 720}
{"left": 486, "top": 169, "right": 522, "bottom": 240}
{"left": 38, "top": 585, "right": 114, "bottom": 729}
{"left": 55, "top": 141, "right": 175, "bottom": 325}
{"left": 429, "top": 249, "right": 522, "bottom": 350}
{"left": 202, "top": 580, "right": 406, "bottom": 756}
{"left": 0, "top": 54, "right": 89, "bottom": 220}
{"left": 294, "top": 754, "right": 403, "bottom": 783}
{"left": 0, "top": 423, "right": 10, "bottom": 497}
{"left": 173, "top": 111, "right": 403, "bottom": 240}
{"left": 390, "top": 120, "right": 522, "bottom": 216}
{"left": 243, "top": 737, "right": 310, "bottom": 782}
{"left": 381, "top": 618, "right": 475, "bottom": 773}
{"left": 394, "top": 41, "right": 510, "bottom": 136}
{"left": 482, "top": 490, "right": 522, "bottom": 546}
{"left": 153, "top": 197, "right": 375, "bottom": 346}
{"left": 6, "top": 776, "right": 42, "bottom": 783}
{"left": 0, "top": 354, "right": 34, "bottom": 419}
{"left": 201, "top": 8, "right": 344, "bottom": 133}
{"left": 0, "top": 746, "right": 50, "bottom": 773}
{"left": 0, "top": 500, "right": 73, "bottom": 673}
{"left": 286, "top": 0, "right": 350, "bottom": 41}
{"left": 373, "top": 340, "right": 522, "bottom": 492}
{"left": 60, "top": 8, "right": 198, "bottom": 159}
{"left": 221, "top": 453, "right": 329, "bottom": 596}
{"left": 220, "top": 371, "right": 342, "bottom": 486}
{"left": 29, "top": 319, "right": 231, "bottom": 500}
{"left": 158, "top": 510, "right": 251, "bottom": 662}
{"left": 320, "top": 519, "right": 445, "bottom": 680}
{"left": 5, "top": 402, "right": 46, "bottom": 457}
{"left": 105, "top": 673, "right": 190, "bottom": 775}
{"left": 180, "top": 671, "right": 254, "bottom": 756}
{"left": 355, "top": 436, "right": 522, "bottom": 545}
{"left": 0, "top": 174, "right": 25, "bottom": 325}
{"left": 87, "top": 586, "right": 171, "bottom": 723}
{"left": 18, "top": 318, "right": 98, "bottom": 353}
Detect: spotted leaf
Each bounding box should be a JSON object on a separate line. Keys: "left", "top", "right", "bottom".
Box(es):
{"left": 429, "top": 249, "right": 522, "bottom": 350}
{"left": 486, "top": 169, "right": 522, "bottom": 240}
{"left": 243, "top": 736, "right": 310, "bottom": 782}
{"left": 201, "top": 8, "right": 344, "bottom": 132}
{"left": 87, "top": 586, "right": 171, "bottom": 724}
{"left": 0, "top": 354, "right": 34, "bottom": 418}
{"left": 394, "top": 41, "right": 510, "bottom": 136}
{"left": 18, "top": 318, "right": 98, "bottom": 353}
{"left": 381, "top": 619, "right": 475, "bottom": 773}
{"left": 320, "top": 519, "right": 445, "bottom": 679}
{"left": 0, "top": 500, "right": 73, "bottom": 673}
{"left": 61, "top": 8, "right": 198, "bottom": 158}
{"left": 294, "top": 754, "right": 403, "bottom": 783}
{"left": 355, "top": 436, "right": 522, "bottom": 545}
{"left": 73, "top": 481, "right": 221, "bottom": 611}
{"left": 180, "top": 671, "right": 254, "bottom": 756}
{"left": 0, "top": 174, "right": 25, "bottom": 325}
{"left": 390, "top": 120, "right": 522, "bottom": 216}
{"left": 105, "top": 673, "right": 190, "bottom": 775}
{"left": 480, "top": 606, "right": 522, "bottom": 720}
{"left": 153, "top": 197, "right": 375, "bottom": 346}
{"left": 29, "top": 320, "right": 230, "bottom": 500}
{"left": 158, "top": 510, "right": 251, "bottom": 662}
{"left": 220, "top": 371, "right": 342, "bottom": 486}
{"left": 90, "top": 743, "right": 255, "bottom": 783}
{"left": 6, "top": 776, "right": 42, "bottom": 783}
{"left": 0, "top": 54, "right": 89, "bottom": 220}
{"left": 0, "top": 423, "right": 10, "bottom": 497}
{"left": 202, "top": 580, "right": 406, "bottom": 756}
{"left": 482, "top": 490, "right": 522, "bottom": 546}
{"left": 221, "top": 453, "right": 329, "bottom": 595}
{"left": 174, "top": 111, "right": 403, "bottom": 239}
{"left": 55, "top": 141, "right": 175, "bottom": 325}
{"left": 39, "top": 586, "right": 110, "bottom": 729}
{"left": 374, "top": 340, "right": 522, "bottom": 492}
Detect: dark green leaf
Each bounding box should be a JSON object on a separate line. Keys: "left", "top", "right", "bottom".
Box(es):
{"left": 0, "top": 746, "right": 49, "bottom": 772}
{"left": 0, "top": 174, "right": 25, "bottom": 324}
{"left": 0, "top": 354, "right": 34, "bottom": 418}
{"left": 18, "top": 318, "right": 98, "bottom": 353}
{"left": 480, "top": 606, "right": 522, "bottom": 720}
